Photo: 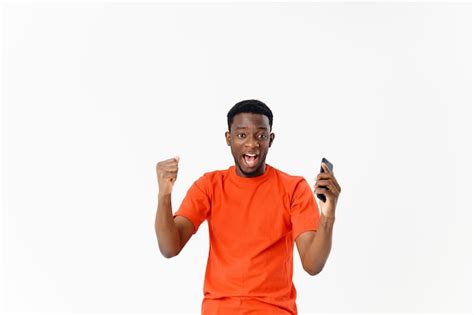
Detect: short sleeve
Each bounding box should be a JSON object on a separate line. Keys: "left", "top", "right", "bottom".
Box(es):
{"left": 173, "top": 175, "right": 211, "bottom": 235}
{"left": 290, "top": 178, "right": 320, "bottom": 241}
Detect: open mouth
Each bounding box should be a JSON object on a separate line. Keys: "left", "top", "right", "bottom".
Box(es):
{"left": 243, "top": 153, "right": 259, "bottom": 168}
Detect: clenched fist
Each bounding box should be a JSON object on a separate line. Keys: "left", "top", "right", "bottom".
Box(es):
{"left": 156, "top": 156, "right": 180, "bottom": 195}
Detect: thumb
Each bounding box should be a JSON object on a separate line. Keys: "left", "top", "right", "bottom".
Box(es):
{"left": 174, "top": 155, "right": 180, "bottom": 163}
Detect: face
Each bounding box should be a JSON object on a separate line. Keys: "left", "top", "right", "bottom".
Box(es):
{"left": 225, "top": 113, "right": 275, "bottom": 178}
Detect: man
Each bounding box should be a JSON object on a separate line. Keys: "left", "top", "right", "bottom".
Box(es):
{"left": 155, "top": 99, "right": 341, "bottom": 314}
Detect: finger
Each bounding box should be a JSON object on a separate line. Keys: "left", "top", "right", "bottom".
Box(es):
{"left": 316, "top": 174, "right": 335, "bottom": 184}
{"left": 314, "top": 180, "right": 338, "bottom": 193}
{"left": 322, "top": 174, "right": 340, "bottom": 192}
{"left": 164, "top": 159, "right": 179, "bottom": 166}
{"left": 315, "top": 179, "right": 333, "bottom": 187}
{"left": 321, "top": 162, "right": 334, "bottom": 174}
{"left": 160, "top": 173, "right": 178, "bottom": 182}
{"left": 314, "top": 186, "right": 331, "bottom": 195}
{"left": 159, "top": 168, "right": 178, "bottom": 177}
{"left": 316, "top": 171, "right": 334, "bottom": 180}
{"left": 316, "top": 178, "right": 333, "bottom": 184}
{"left": 313, "top": 184, "right": 329, "bottom": 190}
{"left": 315, "top": 173, "right": 326, "bottom": 181}
{"left": 162, "top": 164, "right": 179, "bottom": 171}
{"left": 174, "top": 156, "right": 180, "bottom": 163}
{"left": 325, "top": 183, "right": 338, "bottom": 194}
{"left": 314, "top": 185, "right": 337, "bottom": 199}
{"left": 333, "top": 177, "right": 341, "bottom": 192}
{"left": 157, "top": 158, "right": 179, "bottom": 168}
{"left": 161, "top": 157, "right": 179, "bottom": 163}
{"left": 318, "top": 172, "right": 341, "bottom": 193}
{"left": 164, "top": 170, "right": 178, "bottom": 177}
{"left": 157, "top": 160, "right": 178, "bottom": 171}
{"left": 159, "top": 161, "right": 179, "bottom": 169}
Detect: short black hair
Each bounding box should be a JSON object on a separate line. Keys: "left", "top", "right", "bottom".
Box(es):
{"left": 227, "top": 99, "right": 273, "bottom": 131}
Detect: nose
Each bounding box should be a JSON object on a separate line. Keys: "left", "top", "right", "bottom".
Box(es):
{"left": 245, "top": 136, "right": 260, "bottom": 148}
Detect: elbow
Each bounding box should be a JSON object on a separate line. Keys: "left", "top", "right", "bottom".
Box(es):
{"left": 157, "top": 242, "right": 180, "bottom": 259}
{"left": 306, "top": 268, "right": 321, "bottom": 276}
{"left": 155, "top": 231, "right": 181, "bottom": 259}
{"left": 305, "top": 264, "right": 324, "bottom": 276}
{"left": 163, "top": 253, "right": 177, "bottom": 259}
{"left": 160, "top": 250, "right": 176, "bottom": 259}
{"left": 159, "top": 247, "right": 179, "bottom": 259}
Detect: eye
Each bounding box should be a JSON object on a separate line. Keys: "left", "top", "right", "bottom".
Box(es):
{"left": 258, "top": 134, "right": 268, "bottom": 140}
{"left": 237, "top": 133, "right": 246, "bottom": 139}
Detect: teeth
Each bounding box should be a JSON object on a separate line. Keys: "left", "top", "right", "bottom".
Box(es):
{"left": 245, "top": 153, "right": 257, "bottom": 157}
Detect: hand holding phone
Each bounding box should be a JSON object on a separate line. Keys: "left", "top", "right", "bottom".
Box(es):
{"left": 316, "top": 157, "right": 334, "bottom": 203}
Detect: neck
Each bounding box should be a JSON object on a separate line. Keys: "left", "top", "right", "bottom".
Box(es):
{"left": 235, "top": 163, "right": 266, "bottom": 178}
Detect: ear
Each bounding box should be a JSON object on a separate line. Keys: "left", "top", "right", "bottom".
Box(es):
{"left": 269, "top": 133, "right": 275, "bottom": 147}
{"left": 225, "top": 131, "right": 231, "bottom": 146}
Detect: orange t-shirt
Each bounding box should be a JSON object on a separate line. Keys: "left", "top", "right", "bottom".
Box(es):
{"left": 173, "top": 164, "right": 320, "bottom": 314}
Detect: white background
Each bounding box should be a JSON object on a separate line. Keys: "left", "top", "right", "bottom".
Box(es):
{"left": 1, "top": 1, "right": 472, "bottom": 314}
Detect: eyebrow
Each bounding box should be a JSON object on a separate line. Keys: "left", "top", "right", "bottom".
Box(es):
{"left": 235, "top": 126, "right": 268, "bottom": 130}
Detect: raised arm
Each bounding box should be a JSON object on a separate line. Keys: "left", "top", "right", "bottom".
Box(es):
{"left": 155, "top": 157, "right": 194, "bottom": 258}
{"left": 296, "top": 162, "right": 341, "bottom": 275}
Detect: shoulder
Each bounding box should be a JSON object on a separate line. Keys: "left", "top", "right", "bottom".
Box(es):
{"left": 270, "top": 165, "right": 307, "bottom": 185}
{"left": 270, "top": 166, "right": 316, "bottom": 208}
{"left": 200, "top": 167, "right": 230, "bottom": 181}
{"left": 269, "top": 165, "right": 309, "bottom": 193}
{"left": 193, "top": 167, "right": 231, "bottom": 188}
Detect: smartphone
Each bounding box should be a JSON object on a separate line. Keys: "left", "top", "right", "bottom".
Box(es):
{"left": 316, "top": 157, "right": 334, "bottom": 203}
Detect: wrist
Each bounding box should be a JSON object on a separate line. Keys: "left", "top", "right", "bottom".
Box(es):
{"left": 321, "top": 213, "right": 336, "bottom": 222}
{"left": 158, "top": 192, "right": 172, "bottom": 199}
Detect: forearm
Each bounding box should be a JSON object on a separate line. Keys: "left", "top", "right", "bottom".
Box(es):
{"left": 155, "top": 193, "right": 181, "bottom": 258}
{"left": 304, "top": 214, "right": 335, "bottom": 275}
